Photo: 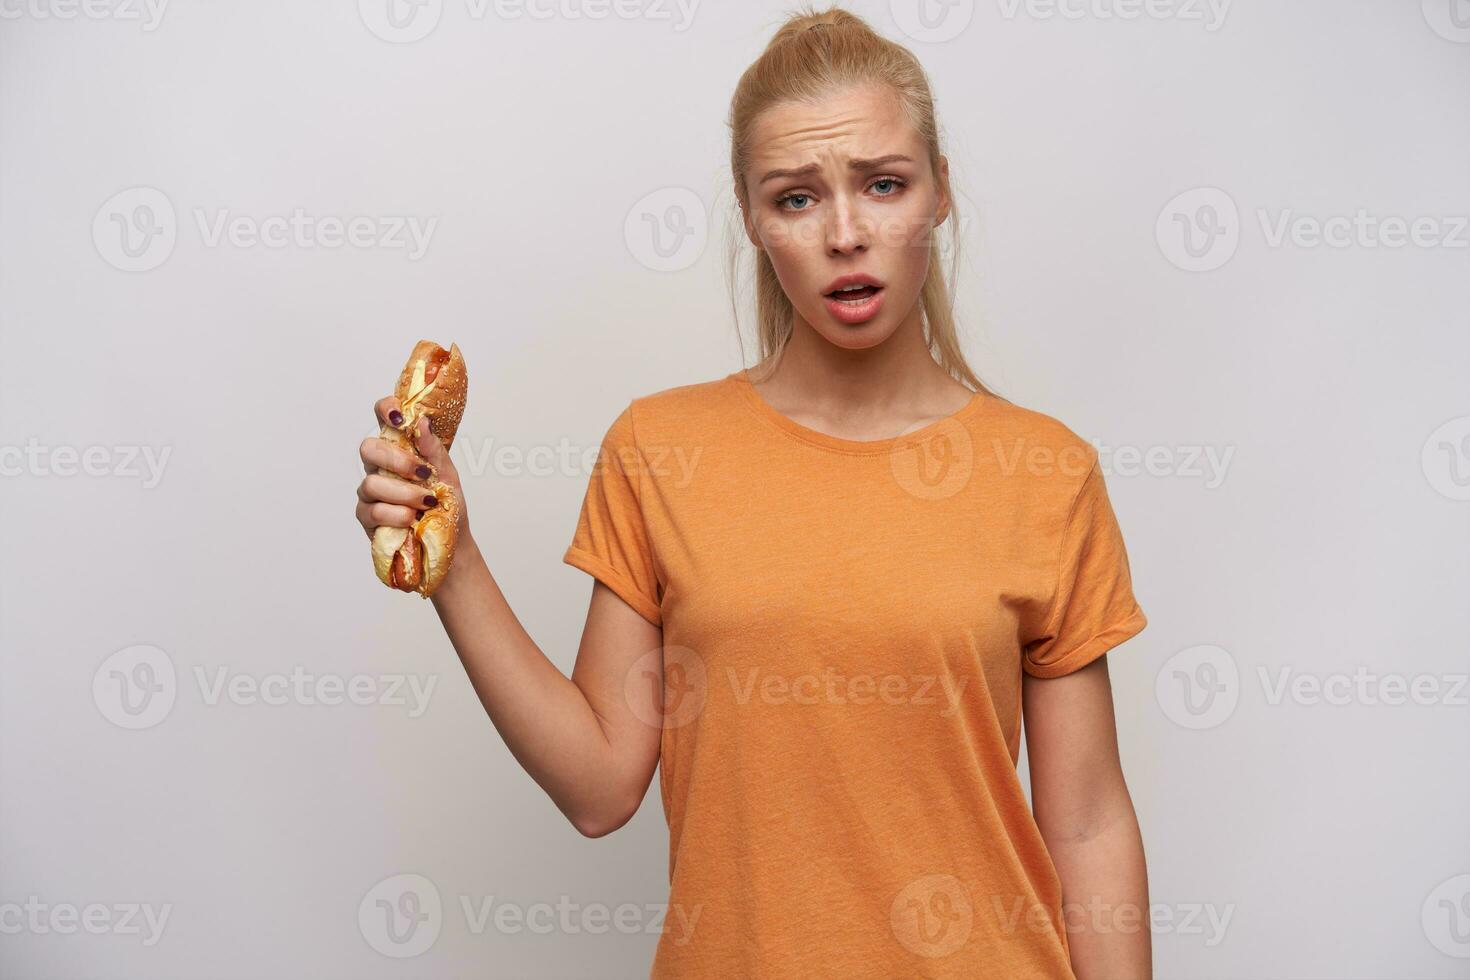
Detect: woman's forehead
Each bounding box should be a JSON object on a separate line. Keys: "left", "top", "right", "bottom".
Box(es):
{"left": 748, "top": 90, "right": 917, "bottom": 168}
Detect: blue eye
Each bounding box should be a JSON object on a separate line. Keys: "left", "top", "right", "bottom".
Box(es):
{"left": 775, "top": 178, "right": 906, "bottom": 212}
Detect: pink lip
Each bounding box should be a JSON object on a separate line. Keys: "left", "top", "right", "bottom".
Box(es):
{"left": 823, "top": 284, "right": 885, "bottom": 324}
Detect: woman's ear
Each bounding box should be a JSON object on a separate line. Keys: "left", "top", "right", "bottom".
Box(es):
{"left": 934, "top": 154, "right": 952, "bottom": 228}
{"left": 740, "top": 199, "right": 764, "bottom": 251}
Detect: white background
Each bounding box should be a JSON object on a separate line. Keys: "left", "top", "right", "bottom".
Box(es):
{"left": 1, "top": 0, "right": 1467, "bottom": 977}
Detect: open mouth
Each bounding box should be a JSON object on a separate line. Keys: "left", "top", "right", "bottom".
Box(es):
{"left": 826, "top": 284, "right": 883, "bottom": 302}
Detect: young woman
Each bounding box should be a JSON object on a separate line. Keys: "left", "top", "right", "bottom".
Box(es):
{"left": 355, "top": 6, "right": 1150, "bottom": 977}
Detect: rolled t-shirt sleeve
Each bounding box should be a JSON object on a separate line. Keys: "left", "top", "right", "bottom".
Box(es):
{"left": 563, "top": 403, "right": 663, "bottom": 627}
{"left": 1023, "top": 453, "right": 1147, "bottom": 678}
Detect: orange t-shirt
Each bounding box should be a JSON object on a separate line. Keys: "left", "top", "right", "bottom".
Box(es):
{"left": 563, "top": 369, "right": 1147, "bottom": 978}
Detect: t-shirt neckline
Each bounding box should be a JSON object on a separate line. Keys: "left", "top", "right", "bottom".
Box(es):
{"left": 726, "top": 369, "right": 987, "bottom": 456}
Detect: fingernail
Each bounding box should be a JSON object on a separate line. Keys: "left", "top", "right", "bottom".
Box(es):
{"left": 389, "top": 410, "right": 404, "bottom": 426}
{"left": 422, "top": 494, "right": 437, "bottom": 507}
{"left": 415, "top": 465, "right": 431, "bottom": 479}
{"left": 416, "top": 510, "right": 426, "bottom": 520}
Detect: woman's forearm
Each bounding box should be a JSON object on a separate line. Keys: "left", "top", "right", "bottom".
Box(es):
{"left": 427, "top": 532, "right": 631, "bottom": 833}
{"left": 1045, "top": 803, "right": 1153, "bottom": 979}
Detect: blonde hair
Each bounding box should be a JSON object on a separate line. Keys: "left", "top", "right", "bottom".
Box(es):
{"left": 725, "top": 3, "right": 995, "bottom": 396}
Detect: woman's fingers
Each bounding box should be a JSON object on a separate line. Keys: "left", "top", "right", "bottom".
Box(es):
{"left": 359, "top": 435, "right": 433, "bottom": 482}
{"left": 360, "top": 473, "right": 440, "bottom": 511}
{"left": 414, "top": 414, "right": 458, "bottom": 480}
{"left": 355, "top": 498, "right": 420, "bottom": 537}
{"left": 374, "top": 395, "right": 405, "bottom": 429}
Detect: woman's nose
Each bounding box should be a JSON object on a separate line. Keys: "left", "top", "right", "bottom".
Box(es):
{"left": 825, "top": 196, "right": 869, "bottom": 255}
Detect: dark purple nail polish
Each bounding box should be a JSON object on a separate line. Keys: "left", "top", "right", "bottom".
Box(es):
{"left": 416, "top": 510, "right": 426, "bottom": 520}
{"left": 389, "top": 410, "right": 404, "bottom": 426}
{"left": 415, "top": 465, "right": 431, "bottom": 479}
{"left": 422, "top": 494, "right": 437, "bottom": 507}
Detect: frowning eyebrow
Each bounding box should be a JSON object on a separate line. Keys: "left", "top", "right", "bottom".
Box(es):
{"left": 758, "top": 154, "right": 915, "bottom": 186}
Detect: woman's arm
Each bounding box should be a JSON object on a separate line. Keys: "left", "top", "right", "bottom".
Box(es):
{"left": 358, "top": 400, "right": 664, "bottom": 838}
{"left": 1023, "top": 654, "right": 1152, "bottom": 979}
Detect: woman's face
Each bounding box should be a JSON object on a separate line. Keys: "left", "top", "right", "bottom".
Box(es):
{"left": 741, "top": 83, "right": 950, "bottom": 351}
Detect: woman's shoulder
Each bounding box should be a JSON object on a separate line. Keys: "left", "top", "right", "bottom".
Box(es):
{"left": 619, "top": 373, "right": 745, "bottom": 437}
{"left": 971, "top": 392, "right": 1102, "bottom": 488}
